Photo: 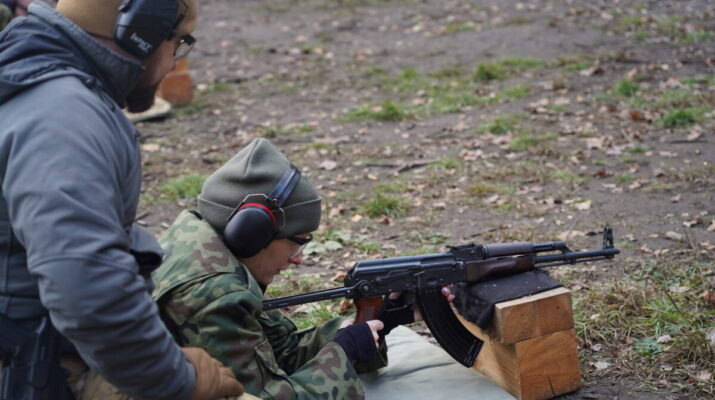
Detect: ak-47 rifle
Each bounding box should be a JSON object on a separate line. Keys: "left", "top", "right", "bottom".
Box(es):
{"left": 263, "top": 227, "right": 620, "bottom": 367}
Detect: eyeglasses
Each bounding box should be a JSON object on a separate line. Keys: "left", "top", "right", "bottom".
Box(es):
{"left": 175, "top": 34, "right": 196, "bottom": 60}
{"left": 288, "top": 234, "right": 312, "bottom": 258}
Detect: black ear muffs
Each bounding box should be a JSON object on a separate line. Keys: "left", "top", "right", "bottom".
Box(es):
{"left": 223, "top": 167, "right": 301, "bottom": 258}
{"left": 114, "top": 0, "right": 181, "bottom": 59}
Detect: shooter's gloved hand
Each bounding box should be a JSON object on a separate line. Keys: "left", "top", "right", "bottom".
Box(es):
{"left": 376, "top": 292, "right": 416, "bottom": 337}
{"left": 333, "top": 320, "right": 382, "bottom": 364}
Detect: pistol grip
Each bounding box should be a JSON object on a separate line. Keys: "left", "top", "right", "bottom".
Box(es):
{"left": 354, "top": 297, "right": 383, "bottom": 323}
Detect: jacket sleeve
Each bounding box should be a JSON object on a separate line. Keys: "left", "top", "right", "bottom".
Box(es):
{"left": 2, "top": 85, "right": 195, "bottom": 400}
{"left": 175, "top": 281, "right": 365, "bottom": 400}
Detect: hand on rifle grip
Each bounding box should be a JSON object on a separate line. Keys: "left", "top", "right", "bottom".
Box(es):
{"left": 333, "top": 321, "right": 383, "bottom": 364}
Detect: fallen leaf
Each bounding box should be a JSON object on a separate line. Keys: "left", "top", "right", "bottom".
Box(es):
{"left": 683, "top": 218, "right": 702, "bottom": 228}
{"left": 628, "top": 110, "right": 646, "bottom": 121}
{"left": 322, "top": 241, "right": 342, "bottom": 251}
{"left": 319, "top": 160, "right": 338, "bottom": 170}
{"left": 669, "top": 286, "right": 689, "bottom": 294}
{"left": 141, "top": 143, "right": 161, "bottom": 152}
{"left": 574, "top": 200, "right": 592, "bottom": 211}
{"left": 483, "top": 194, "right": 500, "bottom": 205}
{"left": 592, "top": 361, "right": 610, "bottom": 371}
{"left": 686, "top": 129, "right": 703, "bottom": 141}
{"left": 351, "top": 214, "right": 363, "bottom": 222}
{"left": 559, "top": 230, "right": 586, "bottom": 240}
{"left": 665, "top": 231, "right": 684, "bottom": 241}
{"left": 331, "top": 272, "right": 347, "bottom": 282}
{"left": 591, "top": 169, "right": 613, "bottom": 178}
{"left": 703, "top": 290, "right": 715, "bottom": 305}
{"left": 580, "top": 66, "right": 604, "bottom": 76}
{"left": 639, "top": 245, "right": 653, "bottom": 254}
{"left": 584, "top": 137, "right": 605, "bottom": 150}
{"left": 671, "top": 194, "right": 681, "bottom": 203}
{"left": 708, "top": 220, "right": 715, "bottom": 232}
{"left": 452, "top": 121, "right": 470, "bottom": 132}
{"left": 707, "top": 327, "right": 715, "bottom": 347}
{"left": 337, "top": 299, "right": 354, "bottom": 313}
{"left": 697, "top": 371, "right": 712, "bottom": 382}
{"left": 657, "top": 335, "right": 673, "bottom": 343}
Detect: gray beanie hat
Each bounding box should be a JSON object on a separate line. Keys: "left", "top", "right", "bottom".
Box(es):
{"left": 197, "top": 138, "right": 321, "bottom": 238}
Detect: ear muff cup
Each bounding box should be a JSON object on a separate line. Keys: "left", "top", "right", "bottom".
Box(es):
{"left": 114, "top": 0, "right": 180, "bottom": 59}
{"left": 222, "top": 166, "right": 301, "bottom": 259}
{"left": 223, "top": 205, "right": 277, "bottom": 258}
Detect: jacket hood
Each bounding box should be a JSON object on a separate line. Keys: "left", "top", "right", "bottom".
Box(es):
{"left": 0, "top": 1, "right": 143, "bottom": 107}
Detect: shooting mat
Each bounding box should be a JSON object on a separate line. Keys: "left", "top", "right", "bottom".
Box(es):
{"left": 359, "top": 326, "right": 516, "bottom": 400}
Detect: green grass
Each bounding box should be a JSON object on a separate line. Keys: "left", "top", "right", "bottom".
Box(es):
{"left": 353, "top": 61, "right": 544, "bottom": 120}
{"left": 361, "top": 192, "right": 409, "bottom": 218}
{"left": 572, "top": 251, "right": 714, "bottom": 396}
{"left": 264, "top": 271, "right": 345, "bottom": 328}
{"left": 616, "top": 175, "right": 634, "bottom": 183}
{"left": 473, "top": 63, "right": 507, "bottom": 82}
{"left": 476, "top": 113, "right": 525, "bottom": 135}
{"left": 473, "top": 57, "right": 547, "bottom": 82}
{"left": 627, "top": 145, "right": 649, "bottom": 154}
{"left": 466, "top": 182, "right": 514, "bottom": 197}
{"left": 508, "top": 133, "right": 556, "bottom": 152}
{"left": 658, "top": 108, "right": 706, "bottom": 128}
{"left": 684, "top": 29, "right": 714, "bottom": 43}
{"left": 655, "top": 89, "right": 702, "bottom": 108}
{"left": 159, "top": 174, "right": 207, "bottom": 201}
{"left": 342, "top": 100, "right": 411, "bottom": 122}
{"left": 429, "top": 65, "right": 466, "bottom": 79}
{"left": 614, "top": 78, "right": 640, "bottom": 97}
{"left": 442, "top": 22, "right": 479, "bottom": 36}
{"left": 500, "top": 83, "right": 531, "bottom": 99}
{"left": 432, "top": 156, "right": 462, "bottom": 169}
{"left": 548, "top": 170, "right": 586, "bottom": 185}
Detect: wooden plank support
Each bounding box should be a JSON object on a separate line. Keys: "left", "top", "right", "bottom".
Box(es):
{"left": 456, "top": 287, "right": 582, "bottom": 400}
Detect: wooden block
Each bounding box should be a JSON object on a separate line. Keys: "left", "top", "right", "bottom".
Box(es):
{"left": 492, "top": 287, "right": 574, "bottom": 344}
{"left": 455, "top": 287, "right": 582, "bottom": 400}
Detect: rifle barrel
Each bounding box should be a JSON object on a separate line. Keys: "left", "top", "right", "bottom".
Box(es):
{"left": 263, "top": 286, "right": 356, "bottom": 311}
{"left": 535, "top": 248, "right": 620, "bottom": 267}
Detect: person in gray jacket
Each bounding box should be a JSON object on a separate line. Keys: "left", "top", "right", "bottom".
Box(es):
{"left": 0, "top": 1, "right": 244, "bottom": 399}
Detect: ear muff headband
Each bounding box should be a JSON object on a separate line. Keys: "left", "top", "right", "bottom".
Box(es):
{"left": 114, "top": 0, "right": 181, "bottom": 59}
{"left": 267, "top": 166, "right": 301, "bottom": 208}
{"left": 223, "top": 167, "right": 302, "bottom": 258}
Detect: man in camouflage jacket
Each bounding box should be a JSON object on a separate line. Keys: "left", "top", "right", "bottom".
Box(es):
{"left": 152, "top": 138, "right": 390, "bottom": 400}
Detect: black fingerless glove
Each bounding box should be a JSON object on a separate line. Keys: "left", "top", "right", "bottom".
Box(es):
{"left": 376, "top": 295, "right": 415, "bottom": 337}
{"left": 333, "top": 322, "right": 377, "bottom": 364}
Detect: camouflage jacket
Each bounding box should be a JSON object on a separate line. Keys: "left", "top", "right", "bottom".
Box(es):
{"left": 153, "top": 210, "right": 385, "bottom": 400}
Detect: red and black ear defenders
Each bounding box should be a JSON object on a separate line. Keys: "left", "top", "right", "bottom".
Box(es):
{"left": 223, "top": 167, "right": 302, "bottom": 258}
{"left": 115, "top": 0, "right": 184, "bottom": 59}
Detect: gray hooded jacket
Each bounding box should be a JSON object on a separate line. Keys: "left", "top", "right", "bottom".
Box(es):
{"left": 0, "top": 3, "right": 194, "bottom": 399}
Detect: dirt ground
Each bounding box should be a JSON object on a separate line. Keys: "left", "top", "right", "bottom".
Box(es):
{"left": 136, "top": 0, "right": 714, "bottom": 399}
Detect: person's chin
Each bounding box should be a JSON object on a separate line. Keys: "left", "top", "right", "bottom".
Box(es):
{"left": 125, "top": 82, "right": 159, "bottom": 113}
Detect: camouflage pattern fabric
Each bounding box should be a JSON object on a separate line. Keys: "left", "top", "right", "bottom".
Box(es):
{"left": 0, "top": 4, "right": 11, "bottom": 31}
{"left": 153, "top": 210, "right": 386, "bottom": 400}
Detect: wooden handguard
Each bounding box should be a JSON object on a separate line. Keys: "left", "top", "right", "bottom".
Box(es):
{"left": 354, "top": 296, "right": 383, "bottom": 323}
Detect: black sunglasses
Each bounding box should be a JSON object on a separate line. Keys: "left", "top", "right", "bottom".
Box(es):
{"left": 288, "top": 234, "right": 313, "bottom": 246}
